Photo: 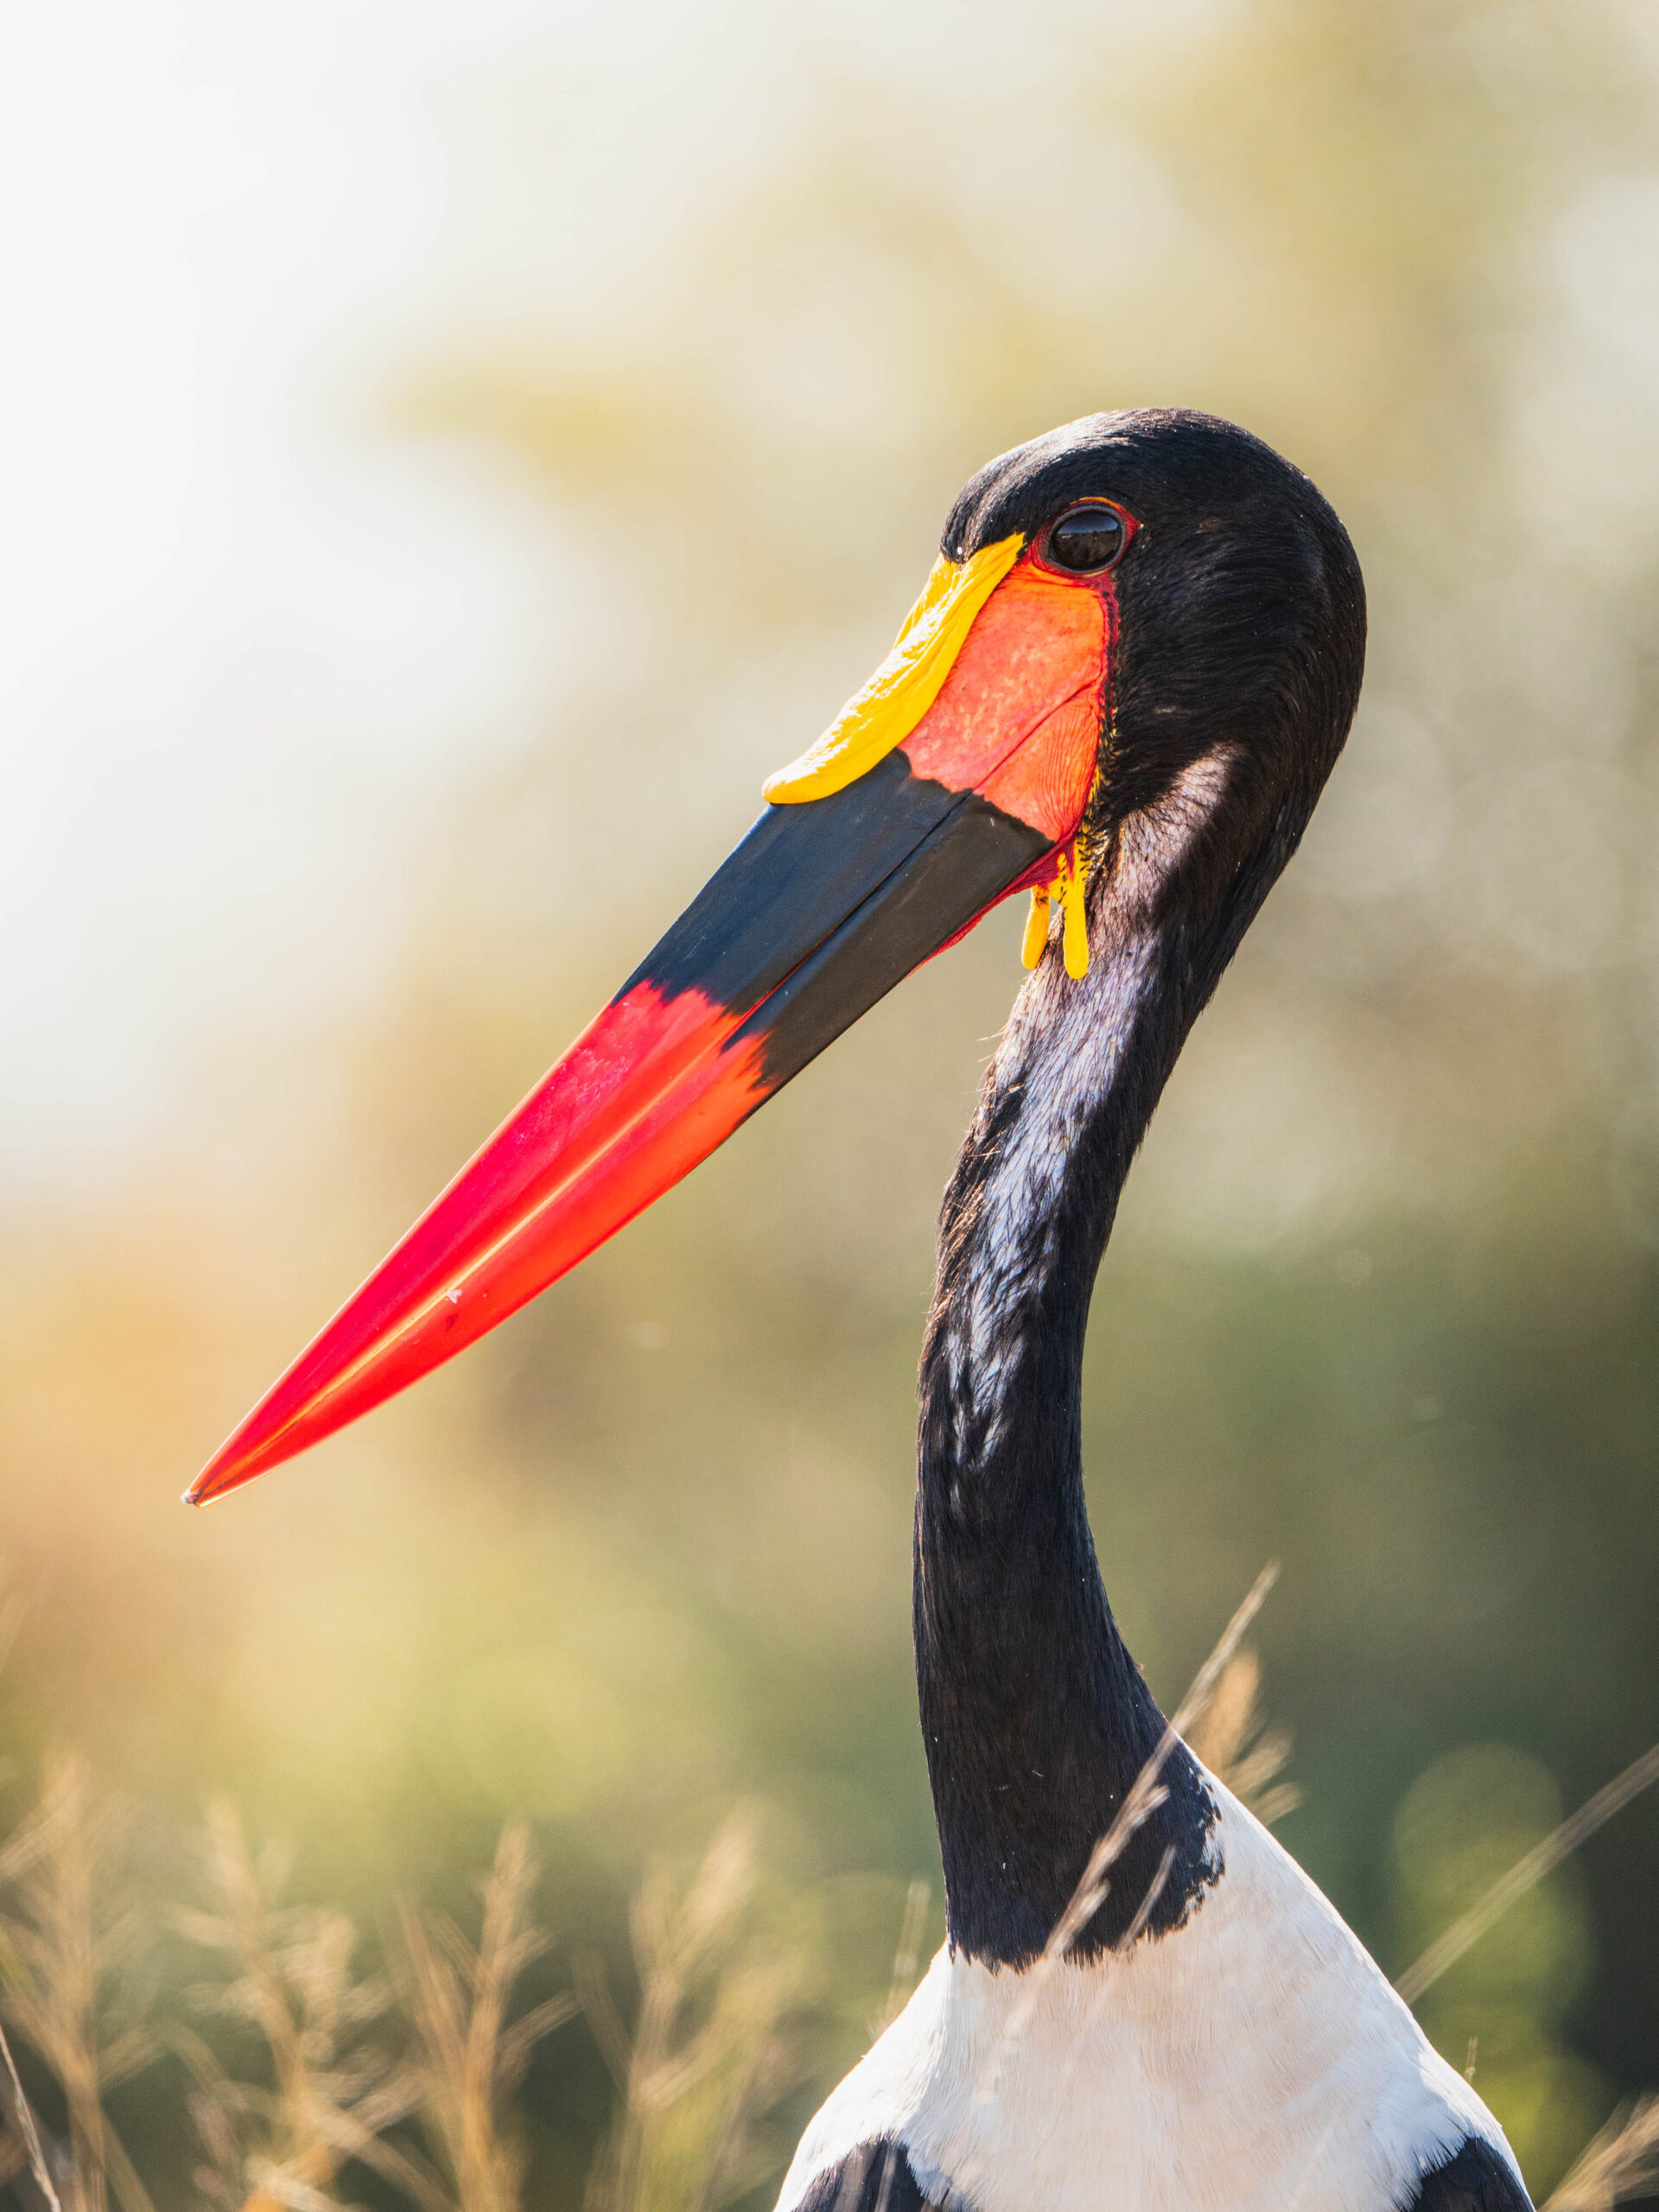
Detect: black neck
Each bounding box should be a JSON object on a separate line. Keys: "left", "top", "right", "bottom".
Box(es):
{"left": 912, "top": 812, "right": 1293, "bottom": 1966}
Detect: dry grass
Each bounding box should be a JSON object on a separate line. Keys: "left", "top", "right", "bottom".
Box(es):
{"left": 178, "top": 1808, "right": 579, "bottom": 2212}
{"left": 0, "top": 1755, "right": 155, "bottom": 2212}
{"left": 877, "top": 1879, "right": 931, "bottom": 2035}
{"left": 175, "top": 1797, "right": 428, "bottom": 2212}
{"left": 576, "top": 1813, "right": 810, "bottom": 2212}
{"left": 1185, "top": 1649, "right": 1300, "bottom": 1827}
{"left": 394, "top": 1821, "right": 577, "bottom": 2212}
{"left": 0, "top": 2007, "right": 65, "bottom": 2212}
{"left": 1544, "top": 2094, "right": 1659, "bottom": 2212}
{"left": 0, "top": 1555, "right": 1651, "bottom": 2212}
{"left": 2, "top": 1783, "right": 812, "bottom": 2212}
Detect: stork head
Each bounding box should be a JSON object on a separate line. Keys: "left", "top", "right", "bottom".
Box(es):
{"left": 946, "top": 408, "right": 1363, "bottom": 937}
{"left": 189, "top": 410, "right": 1363, "bottom": 1503}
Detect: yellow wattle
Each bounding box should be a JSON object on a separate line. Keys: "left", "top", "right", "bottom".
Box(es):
{"left": 1020, "top": 887, "right": 1052, "bottom": 969}
{"left": 1020, "top": 841, "right": 1093, "bottom": 981}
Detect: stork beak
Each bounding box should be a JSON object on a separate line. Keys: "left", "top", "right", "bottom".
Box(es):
{"left": 188, "top": 536, "right": 1114, "bottom": 1503}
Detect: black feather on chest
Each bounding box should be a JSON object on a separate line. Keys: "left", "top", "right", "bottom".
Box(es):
{"left": 796, "top": 2142, "right": 951, "bottom": 2212}
{"left": 1404, "top": 2138, "right": 1533, "bottom": 2212}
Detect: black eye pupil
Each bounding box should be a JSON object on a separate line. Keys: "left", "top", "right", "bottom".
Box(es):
{"left": 1048, "top": 507, "right": 1125, "bottom": 571}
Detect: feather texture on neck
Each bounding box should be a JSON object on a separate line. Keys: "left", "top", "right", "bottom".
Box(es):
{"left": 914, "top": 756, "right": 1262, "bottom": 1965}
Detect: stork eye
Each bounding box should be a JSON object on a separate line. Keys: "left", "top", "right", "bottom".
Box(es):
{"left": 1046, "top": 505, "right": 1127, "bottom": 573}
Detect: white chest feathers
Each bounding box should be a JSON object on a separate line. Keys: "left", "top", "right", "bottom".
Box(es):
{"left": 777, "top": 1783, "right": 1521, "bottom": 2212}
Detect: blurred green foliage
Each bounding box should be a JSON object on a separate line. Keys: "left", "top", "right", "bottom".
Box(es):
{"left": 3, "top": 0, "right": 1659, "bottom": 2202}
{"left": 1395, "top": 1747, "right": 1605, "bottom": 2190}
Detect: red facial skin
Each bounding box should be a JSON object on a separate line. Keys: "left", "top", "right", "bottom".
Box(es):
{"left": 911, "top": 515, "right": 1132, "bottom": 960}
{"left": 902, "top": 563, "right": 1106, "bottom": 832}
{"left": 188, "top": 523, "right": 1133, "bottom": 1504}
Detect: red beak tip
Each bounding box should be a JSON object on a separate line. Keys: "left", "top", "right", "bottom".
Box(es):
{"left": 185, "top": 1452, "right": 246, "bottom": 1508}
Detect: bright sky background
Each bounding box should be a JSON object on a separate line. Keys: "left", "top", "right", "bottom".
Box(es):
{"left": 7, "top": 0, "right": 1657, "bottom": 1196}
{"left": 0, "top": 0, "right": 609, "bottom": 1177}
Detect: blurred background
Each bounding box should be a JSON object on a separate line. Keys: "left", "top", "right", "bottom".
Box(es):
{"left": 4, "top": 0, "right": 1659, "bottom": 2202}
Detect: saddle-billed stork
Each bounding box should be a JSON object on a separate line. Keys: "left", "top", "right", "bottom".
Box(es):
{"left": 192, "top": 411, "right": 1531, "bottom": 2212}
